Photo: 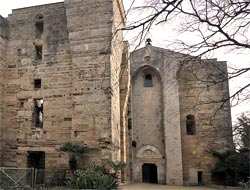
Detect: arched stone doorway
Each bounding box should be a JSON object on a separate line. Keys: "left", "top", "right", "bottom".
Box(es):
{"left": 135, "top": 145, "right": 165, "bottom": 184}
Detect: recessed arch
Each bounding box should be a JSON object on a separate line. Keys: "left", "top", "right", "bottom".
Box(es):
{"left": 34, "top": 13, "right": 44, "bottom": 20}
{"left": 136, "top": 145, "right": 163, "bottom": 159}
{"left": 132, "top": 65, "right": 162, "bottom": 82}
{"left": 34, "top": 13, "right": 44, "bottom": 39}
{"left": 132, "top": 64, "right": 165, "bottom": 184}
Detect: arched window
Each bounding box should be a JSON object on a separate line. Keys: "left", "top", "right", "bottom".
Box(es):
{"left": 145, "top": 74, "right": 153, "bottom": 87}
{"left": 186, "top": 114, "right": 195, "bottom": 135}
{"left": 34, "top": 14, "right": 44, "bottom": 39}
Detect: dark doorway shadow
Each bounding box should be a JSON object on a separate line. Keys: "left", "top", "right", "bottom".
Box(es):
{"left": 27, "top": 151, "right": 45, "bottom": 184}
{"left": 142, "top": 163, "right": 158, "bottom": 183}
{"left": 198, "top": 171, "right": 203, "bottom": 186}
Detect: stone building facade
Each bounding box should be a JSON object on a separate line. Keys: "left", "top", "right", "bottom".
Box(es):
{"left": 0, "top": 0, "right": 233, "bottom": 186}
{"left": 129, "top": 45, "right": 233, "bottom": 185}
{"left": 0, "top": 0, "right": 129, "bottom": 181}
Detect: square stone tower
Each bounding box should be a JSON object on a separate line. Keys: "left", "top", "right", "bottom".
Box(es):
{"left": 0, "top": 0, "right": 130, "bottom": 181}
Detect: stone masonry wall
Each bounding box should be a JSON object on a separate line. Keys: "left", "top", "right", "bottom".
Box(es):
{"left": 178, "top": 58, "right": 233, "bottom": 185}
{"left": 65, "top": 0, "right": 113, "bottom": 164}
{"left": 0, "top": 0, "right": 233, "bottom": 186}
{"left": 3, "top": 3, "right": 73, "bottom": 175}
{"left": 1, "top": 0, "right": 127, "bottom": 181}
{"left": 0, "top": 15, "right": 8, "bottom": 165}
{"left": 110, "top": 0, "right": 126, "bottom": 161}
{"left": 65, "top": 0, "right": 126, "bottom": 165}
{"left": 130, "top": 44, "right": 233, "bottom": 185}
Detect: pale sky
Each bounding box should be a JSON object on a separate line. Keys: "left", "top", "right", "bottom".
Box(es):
{"left": 0, "top": 0, "right": 249, "bottom": 122}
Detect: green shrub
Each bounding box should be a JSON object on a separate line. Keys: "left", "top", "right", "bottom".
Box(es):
{"left": 211, "top": 149, "right": 250, "bottom": 186}
{"left": 109, "top": 161, "right": 126, "bottom": 176}
{"left": 69, "top": 165, "right": 118, "bottom": 190}
{"left": 91, "top": 164, "right": 108, "bottom": 174}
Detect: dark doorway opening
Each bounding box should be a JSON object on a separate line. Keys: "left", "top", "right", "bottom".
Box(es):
{"left": 198, "top": 171, "right": 203, "bottom": 186}
{"left": 28, "top": 151, "right": 45, "bottom": 184}
{"left": 142, "top": 163, "right": 158, "bottom": 183}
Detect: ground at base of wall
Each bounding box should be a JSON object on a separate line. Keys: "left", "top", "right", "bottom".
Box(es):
{"left": 121, "top": 183, "right": 244, "bottom": 190}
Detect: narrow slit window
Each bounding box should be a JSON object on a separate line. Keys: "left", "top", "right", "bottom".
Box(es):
{"left": 33, "top": 99, "right": 43, "bottom": 128}
{"left": 35, "top": 14, "right": 44, "bottom": 39}
{"left": 35, "top": 45, "right": 43, "bottom": 60}
{"left": 145, "top": 74, "right": 153, "bottom": 87}
{"left": 128, "top": 118, "right": 132, "bottom": 130}
{"left": 34, "top": 79, "right": 41, "bottom": 89}
{"left": 186, "top": 114, "right": 196, "bottom": 135}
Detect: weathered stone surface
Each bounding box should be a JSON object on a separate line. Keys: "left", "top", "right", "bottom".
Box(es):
{"left": 129, "top": 45, "right": 233, "bottom": 185}
{"left": 0, "top": 0, "right": 233, "bottom": 187}
{"left": 0, "top": 0, "right": 128, "bottom": 182}
{"left": 178, "top": 58, "right": 233, "bottom": 185}
{"left": 0, "top": 15, "right": 8, "bottom": 166}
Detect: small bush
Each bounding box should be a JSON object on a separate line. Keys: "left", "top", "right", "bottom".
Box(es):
{"left": 69, "top": 165, "right": 118, "bottom": 190}
{"left": 109, "top": 161, "right": 126, "bottom": 176}
{"left": 211, "top": 149, "right": 250, "bottom": 186}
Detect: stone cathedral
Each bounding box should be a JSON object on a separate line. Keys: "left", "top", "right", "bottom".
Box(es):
{"left": 0, "top": 0, "right": 233, "bottom": 186}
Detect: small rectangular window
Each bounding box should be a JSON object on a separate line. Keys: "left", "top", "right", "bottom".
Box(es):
{"left": 35, "top": 45, "right": 43, "bottom": 60}
{"left": 64, "top": 118, "right": 72, "bottom": 121}
{"left": 145, "top": 74, "right": 153, "bottom": 87}
{"left": 128, "top": 118, "right": 132, "bottom": 130}
{"left": 33, "top": 99, "right": 43, "bottom": 128}
{"left": 34, "top": 79, "right": 41, "bottom": 89}
{"left": 186, "top": 114, "right": 196, "bottom": 135}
